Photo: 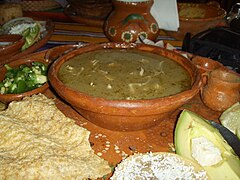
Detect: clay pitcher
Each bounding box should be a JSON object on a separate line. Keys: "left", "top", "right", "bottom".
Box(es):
{"left": 104, "top": 0, "right": 159, "bottom": 43}
{"left": 201, "top": 68, "right": 240, "bottom": 111}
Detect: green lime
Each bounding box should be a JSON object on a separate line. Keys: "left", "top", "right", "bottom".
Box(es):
{"left": 219, "top": 102, "right": 240, "bottom": 139}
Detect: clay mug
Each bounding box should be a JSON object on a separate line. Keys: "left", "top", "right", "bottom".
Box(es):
{"left": 104, "top": 0, "right": 159, "bottom": 43}
{"left": 191, "top": 56, "right": 223, "bottom": 85}
{"left": 191, "top": 56, "right": 223, "bottom": 74}
{"left": 201, "top": 68, "right": 240, "bottom": 111}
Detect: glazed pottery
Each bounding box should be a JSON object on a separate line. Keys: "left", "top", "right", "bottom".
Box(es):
{"left": 1, "top": 20, "right": 54, "bottom": 65}
{"left": 44, "top": 44, "right": 81, "bottom": 63}
{"left": 0, "top": 34, "right": 25, "bottom": 62}
{"left": 48, "top": 42, "right": 202, "bottom": 131}
{"left": 0, "top": 58, "right": 49, "bottom": 104}
{"left": 164, "top": 2, "right": 226, "bottom": 40}
{"left": 201, "top": 68, "right": 240, "bottom": 111}
{"left": 104, "top": 0, "right": 159, "bottom": 43}
{"left": 192, "top": 56, "right": 223, "bottom": 74}
{"left": 191, "top": 56, "right": 224, "bottom": 84}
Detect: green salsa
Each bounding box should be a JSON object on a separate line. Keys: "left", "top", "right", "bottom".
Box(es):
{"left": 58, "top": 49, "right": 191, "bottom": 100}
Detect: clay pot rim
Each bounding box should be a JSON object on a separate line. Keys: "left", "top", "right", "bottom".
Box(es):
{"left": 0, "top": 34, "right": 25, "bottom": 54}
{"left": 191, "top": 56, "right": 223, "bottom": 72}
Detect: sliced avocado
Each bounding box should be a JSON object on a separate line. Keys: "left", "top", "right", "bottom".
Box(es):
{"left": 174, "top": 110, "right": 240, "bottom": 180}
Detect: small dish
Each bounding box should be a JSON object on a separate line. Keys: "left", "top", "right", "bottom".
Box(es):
{"left": 164, "top": 2, "right": 226, "bottom": 40}
{"left": 1, "top": 19, "right": 54, "bottom": 65}
{"left": 0, "top": 58, "right": 49, "bottom": 103}
{"left": 0, "top": 34, "right": 25, "bottom": 61}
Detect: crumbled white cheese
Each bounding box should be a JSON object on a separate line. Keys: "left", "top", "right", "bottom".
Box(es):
{"left": 9, "top": 23, "right": 36, "bottom": 34}
{"left": 191, "top": 136, "right": 222, "bottom": 166}
{"left": 111, "top": 152, "right": 208, "bottom": 180}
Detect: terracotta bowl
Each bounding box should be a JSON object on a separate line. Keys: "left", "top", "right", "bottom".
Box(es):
{"left": 0, "top": 34, "right": 25, "bottom": 61}
{"left": 48, "top": 43, "right": 202, "bottom": 131}
{"left": 164, "top": 2, "right": 226, "bottom": 40}
{"left": 0, "top": 58, "right": 49, "bottom": 104}
{"left": 0, "top": 19, "right": 55, "bottom": 65}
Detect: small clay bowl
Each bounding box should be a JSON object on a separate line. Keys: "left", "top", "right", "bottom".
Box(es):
{"left": 0, "top": 58, "right": 49, "bottom": 104}
{"left": 0, "top": 34, "right": 25, "bottom": 60}
{"left": 48, "top": 42, "right": 202, "bottom": 131}
{"left": 164, "top": 2, "right": 226, "bottom": 40}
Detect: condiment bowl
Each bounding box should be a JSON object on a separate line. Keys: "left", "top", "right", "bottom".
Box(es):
{"left": 164, "top": 2, "right": 226, "bottom": 40}
{"left": 0, "top": 58, "right": 49, "bottom": 103}
{"left": 48, "top": 42, "right": 202, "bottom": 131}
{"left": 0, "top": 34, "right": 25, "bottom": 61}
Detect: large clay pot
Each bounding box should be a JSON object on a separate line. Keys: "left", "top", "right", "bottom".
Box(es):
{"left": 48, "top": 42, "right": 202, "bottom": 131}
{"left": 201, "top": 69, "right": 240, "bottom": 111}
{"left": 104, "top": 0, "right": 159, "bottom": 43}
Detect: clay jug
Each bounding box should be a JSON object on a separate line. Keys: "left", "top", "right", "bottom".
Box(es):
{"left": 201, "top": 68, "right": 240, "bottom": 111}
{"left": 104, "top": 0, "right": 159, "bottom": 43}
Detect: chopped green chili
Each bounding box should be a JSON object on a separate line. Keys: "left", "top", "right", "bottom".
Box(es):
{"left": 0, "top": 62, "right": 48, "bottom": 94}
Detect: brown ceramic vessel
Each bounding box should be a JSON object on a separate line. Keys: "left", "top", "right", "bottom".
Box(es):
{"left": 0, "top": 34, "right": 25, "bottom": 62}
{"left": 201, "top": 68, "right": 240, "bottom": 112}
{"left": 48, "top": 42, "right": 202, "bottom": 131}
{"left": 0, "top": 58, "right": 49, "bottom": 104}
{"left": 1, "top": 20, "right": 54, "bottom": 65}
{"left": 164, "top": 2, "right": 226, "bottom": 40}
{"left": 44, "top": 44, "right": 81, "bottom": 63}
{"left": 191, "top": 55, "right": 223, "bottom": 74}
{"left": 191, "top": 55, "right": 224, "bottom": 85}
{"left": 67, "top": 0, "right": 113, "bottom": 20}
{"left": 104, "top": 0, "right": 159, "bottom": 43}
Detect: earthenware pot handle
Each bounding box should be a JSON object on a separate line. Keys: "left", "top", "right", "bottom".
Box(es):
{"left": 200, "top": 72, "right": 209, "bottom": 95}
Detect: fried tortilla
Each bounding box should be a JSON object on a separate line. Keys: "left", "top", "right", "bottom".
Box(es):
{"left": 0, "top": 94, "right": 111, "bottom": 179}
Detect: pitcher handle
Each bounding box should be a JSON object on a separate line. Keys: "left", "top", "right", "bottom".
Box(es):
{"left": 200, "top": 72, "right": 209, "bottom": 95}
